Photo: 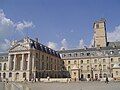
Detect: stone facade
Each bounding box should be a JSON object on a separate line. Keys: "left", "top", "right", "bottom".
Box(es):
{"left": 59, "top": 19, "right": 120, "bottom": 81}
{"left": 93, "top": 19, "right": 107, "bottom": 47}
{"left": 0, "top": 37, "right": 63, "bottom": 81}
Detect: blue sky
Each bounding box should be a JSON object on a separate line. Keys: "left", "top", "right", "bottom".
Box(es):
{"left": 0, "top": 0, "right": 120, "bottom": 51}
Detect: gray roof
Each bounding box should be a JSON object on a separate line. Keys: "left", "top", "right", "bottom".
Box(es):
{"left": 58, "top": 42, "right": 120, "bottom": 59}
{"left": 107, "top": 42, "right": 120, "bottom": 47}
{"left": 0, "top": 52, "right": 8, "bottom": 61}
{"left": 10, "top": 37, "right": 61, "bottom": 58}
{"left": 0, "top": 52, "right": 8, "bottom": 57}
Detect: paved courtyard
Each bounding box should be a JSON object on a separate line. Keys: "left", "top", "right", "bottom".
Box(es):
{"left": 1, "top": 81, "right": 120, "bottom": 90}
{"left": 23, "top": 81, "right": 120, "bottom": 90}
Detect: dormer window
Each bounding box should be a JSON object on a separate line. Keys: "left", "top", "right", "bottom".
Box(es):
{"left": 80, "top": 52, "right": 84, "bottom": 56}
{"left": 110, "top": 51, "right": 114, "bottom": 54}
{"left": 62, "top": 54, "right": 66, "bottom": 57}
{"left": 87, "top": 53, "right": 90, "bottom": 56}
{"left": 74, "top": 53, "right": 78, "bottom": 57}
{"left": 68, "top": 53, "right": 72, "bottom": 57}
{"left": 118, "top": 51, "right": 120, "bottom": 54}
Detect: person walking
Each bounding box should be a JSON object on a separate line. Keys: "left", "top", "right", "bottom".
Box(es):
{"left": 105, "top": 76, "right": 109, "bottom": 84}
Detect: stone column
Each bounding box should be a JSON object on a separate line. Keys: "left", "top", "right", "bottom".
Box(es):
{"left": 27, "top": 53, "right": 30, "bottom": 70}
{"left": 8, "top": 55, "right": 11, "bottom": 70}
{"left": 13, "top": 54, "right": 17, "bottom": 70}
{"left": 32, "top": 55, "right": 35, "bottom": 71}
{"left": 21, "top": 54, "right": 24, "bottom": 70}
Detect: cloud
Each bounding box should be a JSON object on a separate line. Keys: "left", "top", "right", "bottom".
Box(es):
{"left": 16, "top": 21, "right": 34, "bottom": 30}
{"left": 60, "top": 38, "right": 68, "bottom": 50}
{"left": 47, "top": 41, "right": 57, "bottom": 50}
{"left": 0, "top": 10, "right": 14, "bottom": 26}
{"left": 0, "top": 9, "right": 34, "bottom": 51}
{"left": 0, "top": 39, "right": 11, "bottom": 51}
{"left": 107, "top": 25, "right": 120, "bottom": 42}
{"left": 78, "top": 39, "right": 85, "bottom": 49}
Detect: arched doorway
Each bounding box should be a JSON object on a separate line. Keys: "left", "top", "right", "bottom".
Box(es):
{"left": 81, "top": 74, "right": 84, "bottom": 78}
{"left": 95, "top": 74, "right": 98, "bottom": 80}
{"left": 3, "top": 73, "right": 6, "bottom": 79}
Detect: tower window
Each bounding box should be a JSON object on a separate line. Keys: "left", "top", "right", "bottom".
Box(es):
{"left": 96, "top": 24, "right": 99, "bottom": 28}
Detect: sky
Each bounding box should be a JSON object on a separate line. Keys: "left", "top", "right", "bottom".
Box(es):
{"left": 0, "top": 0, "right": 120, "bottom": 51}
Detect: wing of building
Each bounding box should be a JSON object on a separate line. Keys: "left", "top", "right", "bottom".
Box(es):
{"left": 59, "top": 19, "right": 120, "bottom": 81}
{"left": 0, "top": 37, "right": 63, "bottom": 81}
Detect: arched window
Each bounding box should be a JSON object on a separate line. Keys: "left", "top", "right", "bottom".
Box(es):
{"left": 68, "top": 61, "right": 70, "bottom": 64}
{"left": 103, "top": 73, "right": 107, "bottom": 78}
{"left": 81, "top": 60, "right": 83, "bottom": 64}
{"left": 0, "top": 63, "right": 2, "bottom": 71}
{"left": 87, "top": 74, "right": 90, "bottom": 78}
{"left": 87, "top": 65, "right": 89, "bottom": 71}
{"left": 23, "top": 72, "right": 26, "bottom": 78}
{"left": 3, "top": 63, "right": 7, "bottom": 70}
{"left": 68, "top": 66, "right": 71, "bottom": 71}
{"left": 9, "top": 72, "right": 12, "bottom": 77}
{"left": 74, "top": 60, "right": 77, "bottom": 64}
{"left": 3, "top": 73, "right": 6, "bottom": 78}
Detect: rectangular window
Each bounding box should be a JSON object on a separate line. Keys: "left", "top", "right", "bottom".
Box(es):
{"left": 94, "top": 65, "right": 97, "bottom": 70}
{"left": 118, "top": 58, "right": 120, "bottom": 62}
{"left": 87, "top": 60, "right": 89, "bottom": 63}
{"left": 103, "top": 59, "right": 106, "bottom": 63}
{"left": 94, "top": 59, "right": 97, "bottom": 63}
{"left": 111, "top": 58, "right": 113, "bottom": 62}
{"left": 103, "top": 65, "right": 106, "bottom": 70}
{"left": 116, "top": 71, "right": 118, "bottom": 75}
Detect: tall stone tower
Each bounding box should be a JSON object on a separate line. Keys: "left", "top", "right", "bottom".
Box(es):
{"left": 93, "top": 19, "right": 107, "bottom": 47}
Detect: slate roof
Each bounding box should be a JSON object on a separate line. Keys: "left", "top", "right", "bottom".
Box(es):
{"left": 10, "top": 37, "right": 61, "bottom": 58}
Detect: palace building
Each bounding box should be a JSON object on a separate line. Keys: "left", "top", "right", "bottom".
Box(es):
{"left": 0, "top": 19, "right": 120, "bottom": 82}
{"left": 59, "top": 19, "right": 120, "bottom": 81}
{"left": 0, "top": 37, "right": 63, "bottom": 81}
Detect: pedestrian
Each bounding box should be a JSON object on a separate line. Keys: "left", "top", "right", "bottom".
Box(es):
{"left": 105, "top": 76, "right": 109, "bottom": 84}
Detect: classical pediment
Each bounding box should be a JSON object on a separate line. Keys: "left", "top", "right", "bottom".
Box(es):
{"left": 9, "top": 44, "right": 29, "bottom": 52}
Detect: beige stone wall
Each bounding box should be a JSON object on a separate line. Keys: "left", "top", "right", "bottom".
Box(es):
{"left": 63, "top": 56, "right": 120, "bottom": 80}
{"left": 0, "top": 49, "right": 62, "bottom": 81}
{"left": 113, "top": 68, "right": 120, "bottom": 79}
